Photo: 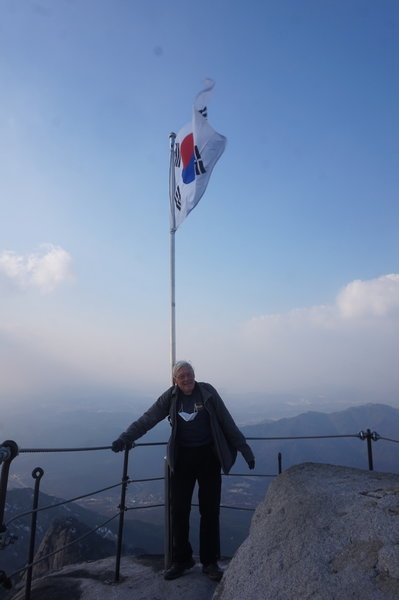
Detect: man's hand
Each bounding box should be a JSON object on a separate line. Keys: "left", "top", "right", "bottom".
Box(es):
{"left": 247, "top": 459, "right": 255, "bottom": 470}
{"left": 111, "top": 438, "right": 134, "bottom": 452}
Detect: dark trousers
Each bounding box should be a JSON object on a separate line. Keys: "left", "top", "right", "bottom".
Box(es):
{"left": 170, "top": 444, "right": 221, "bottom": 566}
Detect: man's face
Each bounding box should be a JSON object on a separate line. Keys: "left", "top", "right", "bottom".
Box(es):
{"left": 174, "top": 366, "right": 195, "bottom": 395}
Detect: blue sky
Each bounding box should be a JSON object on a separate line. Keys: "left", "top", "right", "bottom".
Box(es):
{"left": 1, "top": 0, "right": 399, "bottom": 415}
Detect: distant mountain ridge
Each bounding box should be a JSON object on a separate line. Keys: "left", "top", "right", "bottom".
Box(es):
{"left": 240, "top": 402, "right": 399, "bottom": 477}
{"left": 243, "top": 402, "right": 399, "bottom": 434}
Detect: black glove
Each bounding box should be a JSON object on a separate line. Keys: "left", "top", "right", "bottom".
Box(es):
{"left": 111, "top": 438, "right": 134, "bottom": 452}
{"left": 247, "top": 459, "right": 255, "bottom": 470}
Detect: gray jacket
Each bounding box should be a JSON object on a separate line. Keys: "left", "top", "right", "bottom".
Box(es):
{"left": 120, "top": 382, "right": 254, "bottom": 474}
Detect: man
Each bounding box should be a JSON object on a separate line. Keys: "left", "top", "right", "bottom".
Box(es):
{"left": 112, "top": 361, "right": 255, "bottom": 582}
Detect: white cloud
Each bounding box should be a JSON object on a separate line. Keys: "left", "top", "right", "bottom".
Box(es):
{"left": 0, "top": 243, "right": 73, "bottom": 293}
{"left": 189, "top": 274, "right": 399, "bottom": 398}
{"left": 336, "top": 274, "right": 399, "bottom": 318}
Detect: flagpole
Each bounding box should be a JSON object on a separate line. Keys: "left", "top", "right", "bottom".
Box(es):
{"left": 169, "top": 132, "right": 177, "bottom": 381}
{"left": 166, "top": 132, "right": 177, "bottom": 570}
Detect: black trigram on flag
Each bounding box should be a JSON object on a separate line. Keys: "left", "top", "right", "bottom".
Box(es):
{"left": 194, "top": 145, "right": 206, "bottom": 176}
{"left": 174, "top": 185, "right": 181, "bottom": 211}
{"left": 174, "top": 143, "right": 181, "bottom": 167}
{"left": 199, "top": 105, "right": 208, "bottom": 119}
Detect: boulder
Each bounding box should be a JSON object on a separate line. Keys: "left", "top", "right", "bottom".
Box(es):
{"left": 214, "top": 463, "right": 399, "bottom": 600}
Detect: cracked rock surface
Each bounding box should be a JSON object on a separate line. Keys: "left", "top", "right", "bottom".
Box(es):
{"left": 214, "top": 463, "right": 399, "bottom": 600}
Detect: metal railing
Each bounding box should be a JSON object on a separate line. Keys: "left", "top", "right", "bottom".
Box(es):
{"left": 0, "top": 428, "right": 398, "bottom": 598}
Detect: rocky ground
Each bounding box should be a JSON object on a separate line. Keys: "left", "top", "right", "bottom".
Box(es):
{"left": 10, "top": 555, "right": 229, "bottom": 600}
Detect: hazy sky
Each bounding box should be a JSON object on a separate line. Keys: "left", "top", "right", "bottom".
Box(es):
{"left": 1, "top": 0, "right": 399, "bottom": 411}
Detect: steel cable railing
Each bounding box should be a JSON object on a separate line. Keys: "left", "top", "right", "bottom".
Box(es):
{"left": 18, "top": 445, "right": 112, "bottom": 453}
{"left": 0, "top": 447, "right": 131, "bottom": 600}
{"left": 0, "top": 441, "right": 170, "bottom": 598}
{"left": 1, "top": 429, "right": 399, "bottom": 598}
{"left": 4, "top": 476, "right": 165, "bottom": 529}
{"left": 5, "top": 481, "right": 124, "bottom": 528}
{"left": 247, "top": 434, "right": 360, "bottom": 440}
{"left": 18, "top": 441, "right": 167, "bottom": 454}
{"left": 126, "top": 504, "right": 165, "bottom": 511}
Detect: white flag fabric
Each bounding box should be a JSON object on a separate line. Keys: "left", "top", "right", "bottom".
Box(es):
{"left": 170, "top": 79, "right": 227, "bottom": 230}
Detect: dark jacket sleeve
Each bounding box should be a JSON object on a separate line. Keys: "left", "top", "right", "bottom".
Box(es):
{"left": 203, "top": 383, "right": 255, "bottom": 465}
{"left": 119, "top": 387, "right": 173, "bottom": 443}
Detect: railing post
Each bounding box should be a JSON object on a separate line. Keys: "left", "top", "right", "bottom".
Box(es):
{"left": 25, "top": 468, "right": 44, "bottom": 600}
{"left": 0, "top": 440, "right": 19, "bottom": 546}
{"left": 359, "top": 429, "right": 380, "bottom": 471}
{"left": 366, "top": 429, "right": 374, "bottom": 471}
{"left": 278, "top": 452, "right": 282, "bottom": 474}
{"left": 164, "top": 459, "right": 172, "bottom": 570}
{"left": 114, "top": 446, "right": 130, "bottom": 582}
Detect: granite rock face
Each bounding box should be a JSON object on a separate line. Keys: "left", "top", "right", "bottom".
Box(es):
{"left": 214, "top": 463, "right": 399, "bottom": 600}
{"left": 31, "top": 516, "right": 115, "bottom": 578}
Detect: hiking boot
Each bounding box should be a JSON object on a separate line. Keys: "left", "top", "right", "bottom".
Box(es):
{"left": 202, "top": 563, "right": 223, "bottom": 582}
{"left": 164, "top": 558, "right": 195, "bottom": 580}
